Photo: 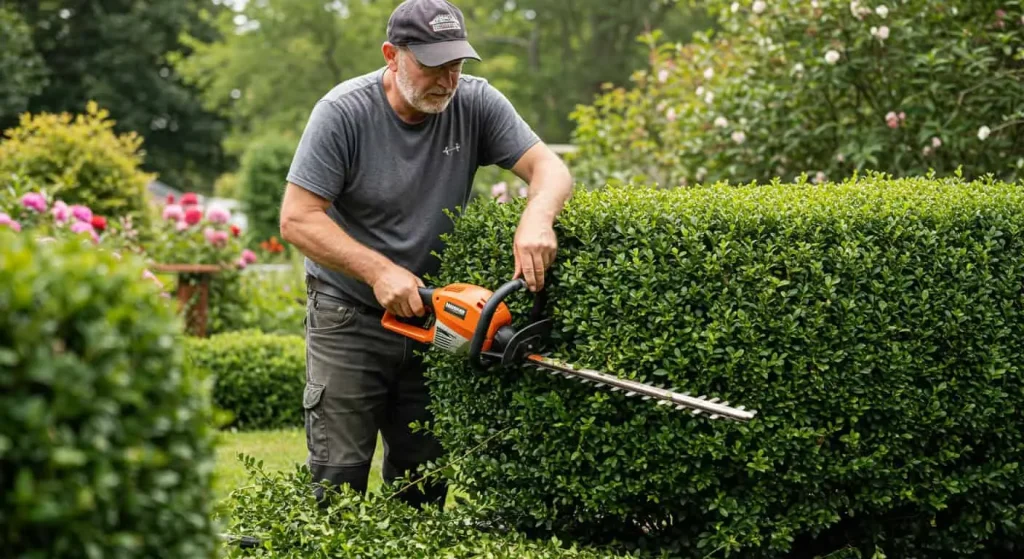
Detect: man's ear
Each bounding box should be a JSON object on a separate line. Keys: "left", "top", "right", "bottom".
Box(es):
{"left": 382, "top": 42, "right": 400, "bottom": 72}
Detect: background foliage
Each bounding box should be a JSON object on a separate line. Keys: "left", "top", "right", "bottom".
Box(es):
{"left": 569, "top": 0, "right": 1024, "bottom": 189}
{"left": 237, "top": 135, "right": 298, "bottom": 248}
{"left": 426, "top": 174, "right": 1024, "bottom": 558}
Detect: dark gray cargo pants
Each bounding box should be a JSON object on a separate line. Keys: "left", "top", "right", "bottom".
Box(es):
{"left": 303, "top": 282, "right": 446, "bottom": 509}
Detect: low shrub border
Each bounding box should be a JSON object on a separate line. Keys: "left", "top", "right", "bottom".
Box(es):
{"left": 185, "top": 330, "right": 305, "bottom": 431}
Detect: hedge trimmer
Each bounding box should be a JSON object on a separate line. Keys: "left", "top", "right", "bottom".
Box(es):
{"left": 381, "top": 278, "right": 757, "bottom": 422}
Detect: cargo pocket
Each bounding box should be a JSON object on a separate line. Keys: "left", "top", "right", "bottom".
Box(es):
{"left": 303, "top": 383, "right": 328, "bottom": 463}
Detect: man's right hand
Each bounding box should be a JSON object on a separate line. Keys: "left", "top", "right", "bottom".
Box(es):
{"left": 371, "top": 264, "right": 426, "bottom": 317}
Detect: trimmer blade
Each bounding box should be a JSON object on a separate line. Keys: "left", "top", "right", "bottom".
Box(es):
{"left": 524, "top": 354, "right": 757, "bottom": 422}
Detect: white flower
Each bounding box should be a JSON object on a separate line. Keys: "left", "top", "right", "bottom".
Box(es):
{"left": 658, "top": 69, "right": 669, "bottom": 83}
{"left": 793, "top": 63, "right": 805, "bottom": 74}
{"left": 752, "top": 1, "right": 767, "bottom": 14}
{"left": 714, "top": 116, "right": 729, "bottom": 128}
{"left": 731, "top": 131, "right": 746, "bottom": 144}
{"left": 666, "top": 108, "right": 677, "bottom": 122}
{"left": 731, "top": 2, "right": 740, "bottom": 13}
{"left": 931, "top": 136, "right": 942, "bottom": 148}
{"left": 696, "top": 167, "right": 708, "bottom": 180}
{"left": 871, "top": 25, "right": 889, "bottom": 40}
{"left": 696, "top": 86, "right": 705, "bottom": 97}
{"left": 704, "top": 91, "right": 715, "bottom": 104}
{"left": 825, "top": 49, "right": 841, "bottom": 64}
{"left": 836, "top": 153, "right": 846, "bottom": 162}
{"left": 813, "top": 171, "right": 827, "bottom": 184}
{"left": 812, "top": 0, "right": 819, "bottom": 7}
{"left": 703, "top": 67, "right": 714, "bottom": 80}
{"left": 875, "top": 5, "right": 888, "bottom": 18}
{"left": 978, "top": 126, "right": 991, "bottom": 140}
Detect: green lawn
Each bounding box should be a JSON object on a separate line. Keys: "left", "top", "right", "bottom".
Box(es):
{"left": 212, "top": 428, "right": 384, "bottom": 504}
{"left": 212, "top": 429, "right": 458, "bottom": 507}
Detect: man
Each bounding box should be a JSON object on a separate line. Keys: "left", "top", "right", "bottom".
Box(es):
{"left": 278, "top": 0, "right": 573, "bottom": 509}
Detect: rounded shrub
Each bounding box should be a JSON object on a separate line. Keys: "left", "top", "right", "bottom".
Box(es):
{"left": 184, "top": 330, "right": 305, "bottom": 430}
{"left": 0, "top": 101, "right": 155, "bottom": 227}
{"left": 426, "top": 173, "right": 1024, "bottom": 558}
{"left": 0, "top": 231, "right": 218, "bottom": 558}
{"left": 238, "top": 135, "right": 297, "bottom": 247}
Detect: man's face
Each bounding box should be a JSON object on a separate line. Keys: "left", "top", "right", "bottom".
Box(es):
{"left": 395, "top": 48, "right": 463, "bottom": 114}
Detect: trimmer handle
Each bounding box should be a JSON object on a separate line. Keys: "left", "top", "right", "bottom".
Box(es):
{"left": 469, "top": 278, "right": 546, "bottom": 369}
{"left": 379, "top": 287, "right": 436, "bottom": 343}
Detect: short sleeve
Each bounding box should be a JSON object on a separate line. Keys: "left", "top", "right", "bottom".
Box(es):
{"left": 477, "top": 82, "right": 541, "bottom": 170}
{"left": 286, "top": 100, "right": 350, "bottom": 202}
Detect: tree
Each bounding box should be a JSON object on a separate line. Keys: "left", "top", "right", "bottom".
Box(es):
{"left": 0, "top": 8, "right": 47, "bottom": 122}
{"left": 460, "top": 0, "right": 717, "bottom": 144}
{"left": 171, "top": 0, "right": 396, "bottom": 156}
{"left": 1, "top": 0, "right": 233, "bottom": 194}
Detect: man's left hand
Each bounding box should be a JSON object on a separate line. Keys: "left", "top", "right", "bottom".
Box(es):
{"left": 513, "top": 212, "right": 557, "bottom": 292}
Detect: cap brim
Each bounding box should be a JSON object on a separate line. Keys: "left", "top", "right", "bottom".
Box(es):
{"left": 408, "top": 40, "right": 481, "bottom": 67}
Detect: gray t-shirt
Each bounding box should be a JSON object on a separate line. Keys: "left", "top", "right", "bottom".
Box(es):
{"left": 287, "top": 67, "right": 540, "bottom": 311}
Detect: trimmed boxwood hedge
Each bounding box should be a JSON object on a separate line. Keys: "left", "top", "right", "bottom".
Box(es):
{"left": 0, "top": 232, "right": 218, "bottom": 558}
{"left": 184, "top": 330, "right": 305, "bottom": 430}
{"left": 425, "top": 172, "right": 1024, "bottom": 558}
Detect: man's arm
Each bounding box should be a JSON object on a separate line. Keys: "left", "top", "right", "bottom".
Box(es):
{"left": 509, "top": 142, "right": 574, "bottom": 291}
{"left": 279, "top": 183, "right": 426, "bottom": 317}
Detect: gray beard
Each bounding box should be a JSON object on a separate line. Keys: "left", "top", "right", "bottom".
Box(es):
{"left": 396, "top": 55, "right": 455, "bottom": 114}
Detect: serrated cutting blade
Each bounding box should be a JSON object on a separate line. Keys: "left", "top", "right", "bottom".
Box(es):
{"left": 524, "top": 354, "right": 757, "bottom": 422}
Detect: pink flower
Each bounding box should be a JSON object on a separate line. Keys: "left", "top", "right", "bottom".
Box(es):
{"left": 490, "top": 182, "right": 507, "bottom": 198}
{"left": 70, "top": 220, "right": 98, "bottom": 243}
{"left": 241, "top": 249, "right": 258, "bottom": 264}
{"left": 70, "top": 221, "right": 94, "bottom": 235}
{"left": 518, "top": 185, "right": 528, "bottom": 198}
{"left": 885, "top": 111, "right": 903, "bottom": 129}
{"left": 204, "top": 227, "right": 230, "bottom": 246}
{"left": 52, "top": 200, "right": 70, "bottom": 223}
{"left": 162, "top": 204, "right": 184, "bottom": 221}
{"left": 21, "top": 192, "right": 47, "bottom": 212}
{"left": 206, "top": 206, "right": 231, "bottom": 224}
{"left": 237, "top": 256, "right": 248, "bottom": 269}
{"left": 931, "top": 136, "right": 942, "bottom": 148}
{"left": 180, "top": 192, "right": 199, "bottom": 206}
{"left": 184, "top": 208, "right": 202, "bottom": 225}
{"left": 70, "top": 205, "right": 93, "bottom": 223}
{"left": 176, "top": 220, "right": 189, "bottom": 232}
{"left": 142, "top": 269, "right": 164, "bottom": 289}
{"left": 0, "top": 213, "right": 21, "bottom": 232}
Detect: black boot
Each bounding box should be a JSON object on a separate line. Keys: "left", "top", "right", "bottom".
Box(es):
{"left": 309, "top": 462, "right": 371, "bottom": 508}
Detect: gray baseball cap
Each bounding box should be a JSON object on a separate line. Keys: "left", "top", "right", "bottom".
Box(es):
{"left": 386, "top": 0, "right": 481, "bottom": 67}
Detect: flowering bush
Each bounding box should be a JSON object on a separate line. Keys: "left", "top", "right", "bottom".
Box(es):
{"left": 0, "top": 183, "right": 142, "bottom": 252}
{"left": 0, "top": 101, "right": 154, "bottom": 226}
{"left": 568, "top": 0, "right": 1024, "bottom": 188}
{"left": 144, "top": 193, "right": 256, "bottom": 269}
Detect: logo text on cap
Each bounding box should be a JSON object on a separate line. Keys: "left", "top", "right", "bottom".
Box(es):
{"left": 429, "top": 13, "right": 461, "bottom": 32}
